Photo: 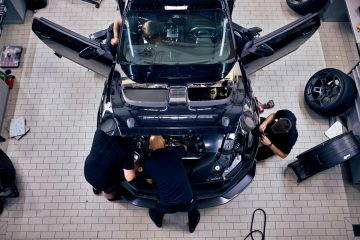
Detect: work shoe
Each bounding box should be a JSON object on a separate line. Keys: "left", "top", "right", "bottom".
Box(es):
{"left": 107, "top": 192, "right": 122, "bottom": 202}
{"left": 92, "top": 188, "right": 102, "bottom": 196}
{"left": 188, "top": 210, "right": 200, "bottom": 233}
{"left": 149, "top": 208, "right": 162, "bottom": 228}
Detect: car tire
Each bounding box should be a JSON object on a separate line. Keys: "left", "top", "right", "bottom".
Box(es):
{"left": 304, "top": 68, "right": 357, "bottom": 116}
{"left": 288, "top": 131, "right": 360, "bottom": 182}
{"left": 286, "top": 0, "right": 329, "bottom": 15}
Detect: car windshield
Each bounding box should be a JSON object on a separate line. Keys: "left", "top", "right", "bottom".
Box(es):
{"left": 119, "top": 10, "right": 235, "bottom": 65}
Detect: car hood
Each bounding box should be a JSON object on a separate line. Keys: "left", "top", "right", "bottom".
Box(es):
{"left": 119, "top": 61, "right": 236, "bottom": 84}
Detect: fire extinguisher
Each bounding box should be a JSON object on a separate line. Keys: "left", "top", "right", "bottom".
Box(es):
{"left": 5, "top": 75, "right": 14, "bottom": 89}
{"left": 1, "top": 69, "right": 15, "bottom": 89}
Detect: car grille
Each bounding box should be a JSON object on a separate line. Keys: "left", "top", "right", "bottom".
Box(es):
{"left": 131, "top": 110, "right": 224, "bottom": 126}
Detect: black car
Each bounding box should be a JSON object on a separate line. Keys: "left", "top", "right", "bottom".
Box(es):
{"left": 32, "top": 0, "right": 320, "bottom": 208}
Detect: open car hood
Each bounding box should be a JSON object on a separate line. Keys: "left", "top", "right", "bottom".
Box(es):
{"left": 119, "top": 61, "right": 236, "bottom": 84}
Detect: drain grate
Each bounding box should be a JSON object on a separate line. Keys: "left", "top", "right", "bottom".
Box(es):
{"left": 353, "top": 224, "right": 360, "bottom": 237}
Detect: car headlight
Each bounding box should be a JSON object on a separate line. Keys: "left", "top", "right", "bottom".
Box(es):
{"left": 239, "top": 111, "right": 256, "bottom": 132}
{"left": 207, "top": 134, "right": 242, "bottom": 181}
{"left": 222, "top": 154, "right": 242, "bottom": 178}
{"left": 239, "top": 100, "right": 258, "bottom": 133}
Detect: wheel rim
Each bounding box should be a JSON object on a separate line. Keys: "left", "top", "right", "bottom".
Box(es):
{"left": 306, "top": 72, "right": 342, "bottom": 108}
{"left": 288, "top": 0, "right": 308, "bottom": 4}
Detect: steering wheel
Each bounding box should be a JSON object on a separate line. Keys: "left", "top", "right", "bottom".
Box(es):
{"left": 190, "top": 27, "right": 216, "bottom": 38}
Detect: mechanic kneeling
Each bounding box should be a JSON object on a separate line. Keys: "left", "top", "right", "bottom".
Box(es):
{"left": 144, "top": 136, "right": 201, "bottom": 233}
{"left": 84, "top": 128, "right": 136, "bottom": 201}
{"left": 256, "top": 109, "right": 298, "bottom": 161}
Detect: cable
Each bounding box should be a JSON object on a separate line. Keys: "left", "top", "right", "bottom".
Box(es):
{"left": 243, "top": 208, "right": 267, "bottom": 240}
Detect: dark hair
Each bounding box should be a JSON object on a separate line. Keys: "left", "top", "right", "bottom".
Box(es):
{"left": 271, "top": 118, "right": 292, "bottom": 134}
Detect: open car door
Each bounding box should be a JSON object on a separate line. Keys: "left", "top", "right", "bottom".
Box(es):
{"left": 237, "top": 13, "right": 320, "bottom": 75}
{"left": 32, "top": 17, "right": 113, "bottom": 77}
{"left": 227, "top": 0, "right": 236, "bottom": 15}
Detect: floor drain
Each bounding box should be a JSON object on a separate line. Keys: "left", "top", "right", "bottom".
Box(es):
{"left": 353, "top": 224, "right": 360, "bottom": 237}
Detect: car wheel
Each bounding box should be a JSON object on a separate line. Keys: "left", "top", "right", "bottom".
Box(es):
{"left": 304, "top": 68, "right": 357, "bottom": 116}
{"left": 286, "top": 0, "right": 329, "bottom": 15}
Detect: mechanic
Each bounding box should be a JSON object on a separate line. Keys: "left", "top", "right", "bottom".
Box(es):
{"left": 103, "top": 18, "right": 162, "bottom": 57}
{"left": 84, "top": 128, "right": 136, "bottom": 201}
{"left": 256, "top": 109, "right": 298, "bottom": 161}
{"left": 103, "top": 17, "right": 123, "bottom": 58}
{"left": 140, "top": 20, "right": 163, "bottom": 45}
{"left": 144, "top": 135, "right": 201, "bottom": 233}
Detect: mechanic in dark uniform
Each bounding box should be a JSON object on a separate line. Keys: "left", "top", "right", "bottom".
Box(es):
{"left": 84, "top": 128, "right": 136, "bottom": 201}
{"left": 103, "top": 18, "right": 162, "bottom": 58}
{"left": 144, "top": 136, "right": 200, "bottom": 233}
{"left": 103, "top": 18, "right": 122, "bottom": 58}
{"left": 256, "top": 109, "right": 298, "bottom": 161}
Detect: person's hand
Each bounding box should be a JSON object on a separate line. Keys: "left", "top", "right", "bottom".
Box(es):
{"left": 134, "top": 162, "right": 140, "bottom": 172}
{"left": 259, "top": 123, "right": 267, "bottom": 133}
{"left": 261, "top": 135, "right": 271, "bottom": 146}
{"left": 111, "top": 37, "right": 119, "bottom": 46}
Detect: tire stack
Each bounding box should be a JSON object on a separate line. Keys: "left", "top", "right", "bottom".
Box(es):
{"left": 286, "top": 0, "right": 329, "bottom": 15}
{"left": 26, "top": 0, "right": 48, "bottom": 11}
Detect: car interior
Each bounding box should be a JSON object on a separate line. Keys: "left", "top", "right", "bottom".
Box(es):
{"left": 119, "top": 11, "right": 234, "bottom": 65}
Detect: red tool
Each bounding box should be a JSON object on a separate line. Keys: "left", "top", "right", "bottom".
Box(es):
{"left": 5, "top": 75, "right": 15, "bottom": 89}
{"left": 255, "top": 97, "right": 275, "bottom": 113}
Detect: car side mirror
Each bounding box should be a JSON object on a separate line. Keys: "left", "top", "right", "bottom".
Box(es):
{"left": 79, "top": 46, "right": 106, "bottom": 59}
{"left": 246, "top": 43, "right": 274, "bottom": 57}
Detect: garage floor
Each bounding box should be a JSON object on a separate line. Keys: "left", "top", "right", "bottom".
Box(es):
{"left": 0, "top": 0, "right": 360, "bottom": 239}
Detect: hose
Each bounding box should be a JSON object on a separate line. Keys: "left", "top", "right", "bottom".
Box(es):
{"left": 243, "top": 208, "right": 266, "bottom": 240}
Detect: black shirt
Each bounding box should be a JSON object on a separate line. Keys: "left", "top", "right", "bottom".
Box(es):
{"left": 144, "top": 146, "right": 193, "bottom": 206}
{"left": 84, "top": 129, "right": 134, "bottom": 190}
{"left": 265, "top": 109, "right": 298, "bottom": 154}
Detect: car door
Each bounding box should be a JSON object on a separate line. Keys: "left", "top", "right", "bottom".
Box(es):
{"left": 236, "top": 13, "right": 320, "bottom": 75}
{"left": 32, "top": 17, "right": 113, "bottom": 77}
{"left": 227, "top": 0, "right": 236, "bottom": 15}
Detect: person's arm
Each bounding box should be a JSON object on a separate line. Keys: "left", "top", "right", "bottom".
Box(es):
{"left": 259, "top": 112, "right": 276, "bottom": 133}
{"left": 180, "top": 144, "right": 187, "bottom": 152}
{"left": 260, "top": 135, "right": 288, "bottom": 159}
{"left": 145, "top": 178, "right": 153, "bottom": 184}
{"left": 111, "top": 18, "right": 123, "bottom": 45}
{"left": 123, "top": 169, "right": 136, "bottom": 182}
{"left": 173, "top": 143, "right": 187, "bottom": 152}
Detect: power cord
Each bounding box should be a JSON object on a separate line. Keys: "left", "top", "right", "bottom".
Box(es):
{"left": 243, "top": 208, "right": 267, "bottom": 240}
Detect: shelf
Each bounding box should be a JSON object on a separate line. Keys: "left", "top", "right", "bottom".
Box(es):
{"left": 345, "top": 0, "right": 360, "bottom": 52}
{"left": 0, "top": 79, "right": 9, "bottom": 138}
{"left": 3, "top": 0, "right": 27, "bottom": 24}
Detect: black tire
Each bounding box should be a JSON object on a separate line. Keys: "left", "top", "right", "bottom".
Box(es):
{"left": 0, "top": 199, "right": 4, "bottom": 216}
{"left": 286, "top": 0, "right": 329, "bottom": 15}
{"left": 289, "top": 131, "right": 360, "bottom": 182}
{"left": 304, "top": 68, "right": 357, "bottom": 116}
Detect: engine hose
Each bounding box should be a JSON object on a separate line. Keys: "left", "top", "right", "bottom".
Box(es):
{"left": 243, "top": 208, "right": 267, "bottom": 240}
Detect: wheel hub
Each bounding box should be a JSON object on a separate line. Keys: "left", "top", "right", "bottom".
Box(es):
{"left": 322, "top": 87, "right": 332, "bottom": 96}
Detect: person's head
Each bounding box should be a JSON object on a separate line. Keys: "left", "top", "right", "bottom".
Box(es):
{"left": 141, "top": 20, "right": 162, "bottom": 43}
{"left": 270, "top": 118, "right": 292, "bottom": 134}
{"left": 149, "top": 135, "right": 166, "bottom": 151}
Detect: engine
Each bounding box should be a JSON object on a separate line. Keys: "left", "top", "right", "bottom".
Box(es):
{"left": 131, "top": 135, "right": 205, "bottom": 162}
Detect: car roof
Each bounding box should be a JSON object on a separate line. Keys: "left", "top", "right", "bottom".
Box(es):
{"left": 128, "top": 0, "right": 223, "bottom": 10}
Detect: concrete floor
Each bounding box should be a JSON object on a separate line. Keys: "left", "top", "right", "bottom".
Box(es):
{"left": 0, "top": 0, "right": 359, "bottom": 239}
